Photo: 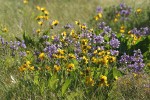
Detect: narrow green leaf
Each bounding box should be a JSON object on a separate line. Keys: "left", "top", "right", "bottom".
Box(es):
{"left": 113, "top": 67, "right": 123, "bottom": 78}
{"left": 62, "top": 79, "right": 71, "bottom": 95}
{"left": 48, "top": 74, "right": 58, "bottom": 90}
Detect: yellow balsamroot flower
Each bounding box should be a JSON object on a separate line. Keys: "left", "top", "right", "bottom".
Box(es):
{"left": 120, "top": 25, "right": 125, "bottom": 33}
{"left": 67, "top": 63, "right": 75, "bottom": 71}
{"left": 19, "top": 63, "right": 29, "bottom": 72}
{"left": 115, "top": 76, "right": 118, "bottom": 80}
{"left": 36, "top": 29, "right": 41, "bottom": 34}
{"left": 36, "top": 16, "right": 44, "bottom": 20}
{"left": 116, "top": 13, "right": 120, "bottom": 17}
{"left": 68, "top": 53, "right": 76, "bottom": 59}
{"left": 80, "top": 24, "right": 87, "bottom": 30}
{"left": 40, "top": 7, "right": 46, "bottom": 12}
{"left": 52, "top": 54, "right": 58, "bottom": 58}
{"left": 36, "top": 6, "right": 41, "bottom": 10}
{"left": 44, "top": 10, "right": 49, "bottom": 16}
{"left": 106, "top": 51, "right": 110, "bottom": 55}
{"left": 98, "top": 51, "right": 105, "bottom": 56}
{"left": 26, "top": 51, "right": 30, "bottom": 54}
{"left": 39, "top": 52, "right": 45, "bottom": 60}
{"left": 91, "top": 57, "right": 98, "bottom": 64}
{"left": 99, "top": 75, "right": 109, "bottom": 87}
{"left": 75, "top": 21, "right": 80, "bottom": 25}
{"left": 54, "top": 65, "right": 61, "bottom": 72}
{"left": 131, "top": 34, "right": 140, "bottom": 44}
{"left": 61, "top": 31, "right": 67, "bottom": 37}
{"left": 136, "top": 8, "right": 142, "bottom": 13}
{"left": 93, "top": 50, "right": 98, "bottom": 54}
{"left": 94, "top": 13, "right": 102, "bottom": 20}
{"left": 43, "top": 16, "right": 49, "bottom": 20}
{"left": 70, "top": 29, "right": 75, "bottom": 36}
{"left": 57, "top": 49, "right": 65, "bottom": 55}
{"left": 19, "top": 66, "right": 26, "bottom": 72}
{"left": 45, "top": 66, "right": 51, "bottom": 71}
{"left": 128, "top": 30, "right": 132, "bottom": 34}
{"left": 88, "top": 28, "right": 94, "bottom": 33}
{"left": 23, "top": 0, "right": 28, "bottom": 4}
{"left": 99, "top": 55, "right": 109, "bottom": 66}
{"left": 51, "top": 20, "right": 59, "bottom": 26}
{"left": 57, "top": 55, "right": 66, "bottom": 59}
{"left": 109, "top": 56, "right": 116, "bottom": 62}
{"left": 26, "top": 61, "right": 31, "bottom": 65}
{"left": 29, "top": 66, "right": 34, "bottom": 71}
{"left": 114, "top": 18, "right": 118, "bottom": 22}
{"left": 133, "top": 73, "right": 137, "bottom": 77}
{"left": 86, "top": 76, "right": 95, "bottom": 86}
{"left": 81, "top": 39, "right": 88, "bottom": 45}
{"left": 2, "top": 27, "right": 8, "bottom": 32}
{"left": 38, "top": 21, "right": 43, "bottom": 26}
{"left": 82, "top": 56, "right": 88, "bottom": 64}
{"left": 98, "top": 13, "right": 102, "bottom": 18}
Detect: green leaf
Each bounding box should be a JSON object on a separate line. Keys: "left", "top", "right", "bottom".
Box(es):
{"left": 104, "top": 68, "right": 108, "bottom": 76}
{"left": 15, "top": 37, "right": 22, "bottom": 42}
{"left": 61, "top": 79, "right": 71, "bottom": 95}
{"left": 113, "top": 67, "right": 123, "bottom": 78}
{"left": 48, "top": 74, "right": 58, "bottom": 90}
{"left": 34, "top": 72, "right": 39, "bottom": 85}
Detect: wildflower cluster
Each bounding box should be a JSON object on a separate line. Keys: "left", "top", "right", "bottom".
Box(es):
{"left": 120, "top": 49, "right": 145, "bottom": 72}
{"left": 0, "top": 2, "right": 149, "bottom": 99}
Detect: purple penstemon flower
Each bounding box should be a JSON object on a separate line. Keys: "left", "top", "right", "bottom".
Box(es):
{"left": 109, "top": 38, "right": 120, "bottom": 48}
{"left": 93, "top": 35, "right": 104, "bottom": 44}
{"left": 120, "top": 49, "right": 145, "bottom": 72}
{"left": 96, "top": 6, "right": 103, "bottom": 13}
{"left": 110, "top": 50, "right": 119, "bottom": 56}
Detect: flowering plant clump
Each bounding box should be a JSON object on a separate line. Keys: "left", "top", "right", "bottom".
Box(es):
{"left": 0, "top": 1, "right": 150, "bottom": 99}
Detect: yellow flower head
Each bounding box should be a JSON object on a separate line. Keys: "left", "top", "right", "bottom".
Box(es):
{"left": 29, "top": 66, "right": 34, "bottom": 71}
{"left": 2, "top": 27, "right": 8, "bottom": 32}
{"left": 51, "top": 20, "right": 59, "bottom": 26}
{"left": 109, "top": 56, "right": 116, "bottom": 62}
{"left": 99, "top": 75, "right": 109, "bottom": 86}
{"left": 38, "top": 21, "right": 43, "bottom": 26}
{"left": 94, "top": 13, "right": 102, "bottom": 20}
{"left": 39, "top": 52, "right": 45, "bottom": 60}
{"left": 19, "top": 66, "right": 26, "bottom": 72}
{"left": 80, "top": 24, "right": 87, "bottom": 30}
{"left": 82, "top": 56, "right": 88, "bottom": 64}
{"left": 81, "top": 39, "right": 88, "bottom": 45}
{"left": 86, "top": 76, "right": 95, "bottom": 86}
{"left": 57, "top": 49, "right": 65, "bottom": 55}
{"left": 136, "top": 8, "right": 142, "bottom": 13}
{"left": 36, "top": 6, "right": 41, "bottom": 10}
{"left": 40, "top": 7, "right": 46, "bottom": 12}
{"left": 114, "top": 18, "right": 118, "bottom": 22}
{"left": 36, "top": 29, "right": 41, "bottom": 33}
{"left": 91, "top": 57, "right": 98, "bottom": 64}
{"left": 54, "top": 65, "right": 61, "bottom": 72}
{"left": 120, "top": 25, "right": 125, "bottom": 33}
{"left": 68, "top": 53, "right": 76, "bottom": 59}
{"left": 45, "top": 66, "right": 51, "bottom": 71}
{"left": 44, "top": 10, "right": 49, "bottom": 16}
{"left": 26, "top": 61, "right": 31, "bottom": 65}
{"left": 26, "top": 51, "right": 30, "bottom": 54}
{"left": 67, "top": 63, "right": 75, "bottom": 71}
{"left": 23, "top": 0, "right": 28, "bottom": 4}
{"left": 75, "top": 21, "right": 80, "bottom": 25}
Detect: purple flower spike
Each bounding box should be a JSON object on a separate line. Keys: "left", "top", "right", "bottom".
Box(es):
{"left": 110, "top": 38, "right": 120, "bottom": 48}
